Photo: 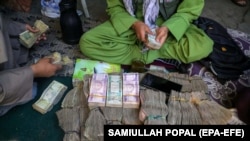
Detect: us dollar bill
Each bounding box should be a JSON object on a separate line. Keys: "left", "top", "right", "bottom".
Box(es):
{"left": 147, "top": 34, "right": 161, "bottom": 49}
{"left": 19, "top": 20, "right": 49, "bottom": 48}
{"left": 19, "top": 30, "right": 38, "bottom": 48}
{"left": 32, "top": 80, "right": 67, "bottom": 114}
{"left": 33, "top": 20, "right": 49, "bottom": 34}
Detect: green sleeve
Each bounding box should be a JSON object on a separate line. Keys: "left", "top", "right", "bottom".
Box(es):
{"left": 161, "top": 0, "right": 204, "bottom": 41}
{"left": 106, "top": 0, "right": 138, "bottom": 35}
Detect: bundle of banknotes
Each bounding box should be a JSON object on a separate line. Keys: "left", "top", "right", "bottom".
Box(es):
{"left": 32, "top": 80, "right": 68, "bottom": 114}
{"left": 87, "top": 73, "right": 140, "bottom": 109}
{"left": 19, "top": 20, "right": 49, "bottom": 48}
{"left": 146, "top": 28, "right": 161, "bottom": 50}
{"left": 122, "top": 73, "right": 140, "bottom": 108}
{"left": 88, "top": 73, "right": 109, "bottom": 108}
{"left": 147, "top": 34, "right": 161, "bottom": 49}
{"left": 106, "top": 74, "right": 123, "bottom": 107}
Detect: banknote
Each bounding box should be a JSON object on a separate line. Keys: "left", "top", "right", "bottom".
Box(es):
{"left": 19, "top": 30, "right": 37, "bottom": 48}
{"left": 146, "top": 28, "right": 161, "bottom": 50}
{"left": 88, "top": 73, "right": 108, "bottom": 108}
{"left": 88, "top": 95, "right": 106, "bottom": 107}
{"left": 32, "top": 80, "right": 67, "bottom": 114}
{"left": 122, "top": 73, "right": 140, "bottom": 96}
{"left": 123, "top": 95, "right": 140, "bottom": 108}
{"left": 45, "top": 52, "right": 73, "bottom": 65}
{"left": 33, "top": 20, "right": 49, "bottom": 34}
{"left": 89, "top": 73, "right": 108, "bottom": 97}
{"left": 19, "top": 20, "right": 49, "bottom": 48}
{"left": 106, "top": 74, "right": 123, "bottom": 107}
{"left": 50, "top": 52, "right": 62, "bottom": 64}
{"left": 147, "top": 34, "right": 161, "bottom": 49}
{"left": 149, "top": 65, "right": 169, "bottom": 73}
{"left": 122, "top": 73, "right": 140, "bottom": 108}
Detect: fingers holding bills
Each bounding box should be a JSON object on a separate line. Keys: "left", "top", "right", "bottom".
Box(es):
{"left": 19, "top": 20, "right": 49, "bottom": 48}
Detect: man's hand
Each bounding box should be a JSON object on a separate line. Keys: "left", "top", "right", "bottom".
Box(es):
{"left": 144, "top": 26, "right": 169, "bottom": 50}
{"left": 132, "top": 21, "right": 152, "bottom": 42}
{"left": 132, "top": 21, "right": 169, "bottom": 50}
{"left": 30, "top": 58, "right": 62, "bottom": 78}
{"left": 155, "top": 26, "right": 169, "bottom": 45}
{"left": 25, "top": 24, "right": 47, "bottom": 43}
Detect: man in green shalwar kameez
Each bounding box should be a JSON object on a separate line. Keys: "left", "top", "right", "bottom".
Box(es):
{"left": 79, "top": 0, "right": 213, "bottom": 65}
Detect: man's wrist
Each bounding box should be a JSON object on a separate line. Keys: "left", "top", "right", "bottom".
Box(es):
{"left": 30, "top": 64, "right": 38, "bottom": 77}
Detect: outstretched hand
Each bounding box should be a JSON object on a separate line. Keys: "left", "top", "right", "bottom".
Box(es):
{"left": 30, "top": 58, "right": 62, "bottom": 78}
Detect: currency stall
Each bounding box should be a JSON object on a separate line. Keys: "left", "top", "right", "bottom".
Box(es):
{"left": 56, "top": 71, "right": 240, "bottom": 140}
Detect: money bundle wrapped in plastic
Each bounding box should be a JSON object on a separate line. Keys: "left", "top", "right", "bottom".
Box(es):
{"left": 88, "top": 73, "right": 108, "bottom": 108}
{"left": 122, "top": 108, "right": 143, "bottom": 125}
{"left": 167, "top": 72, "right": 208, "bottom": 92}
{"left": 56, "top": 108, "right": 80, "bottom": 134}
{"left": 190, "top": 91, "right": 232, "bottom": 125}
{"left": 179, "top": 92, "right": 203, "bottom": 125}
{"left": 122, "top": 73, "right": 140, "bottom": 108}
{"left": 61, "top": 81, "right": 87, "bottom": 108}
{"left": 166, "top": 90, "right": 182, "bottom": 125}
{"left": 32, "top": 80, "right": 68, "bottom": 114}
{"left": 102, "top": 107, "right": 123, "bottom": 124}
{"left": 106, "top": 74, "right": 123, "bottom": 107}
{"left": 19, "top": 20, "right": 49, "bottom": 48}
{"left": 83, "top": 108, "right": 106, "bottom": 141}
{"left": 139, "top": 88, "right": 168, "bottom": 125}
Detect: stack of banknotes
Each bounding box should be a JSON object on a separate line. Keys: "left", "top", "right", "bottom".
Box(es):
{"left": 106, "top": 74, "right": 123, "bottom": 107}
{"left": 122, "top": 73, "right": 140, "bottom": 108}
{"left": 88, "top": 73, "right": 109, "bottom": 108}
{"left": 32, "top": 80, "right": 68, "bottom": 114}
{"left": 19, "top": 20, "right": 49, "bottom": 48}
{"left": 87, "top": 73, "right": 140, "bottom": 108}
{"left": 147, "top": 33, "right": 161, "bottom": 49}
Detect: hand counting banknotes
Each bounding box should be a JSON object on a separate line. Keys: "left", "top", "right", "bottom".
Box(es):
{"left": 147, "top": 34, "right": 161, "bottom": 49}
{"left": 146, "top": 28, "right": 161, "bottom": 50}
{"left": 32, "top": 80, "right": 67, "bottom": 114}
{"left": 19, "top": 20, "right": 49, "bottom": 48}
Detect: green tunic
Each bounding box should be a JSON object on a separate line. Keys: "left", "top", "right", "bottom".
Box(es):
{"left": 79, "top": 0, "right": 213, "bottom": 65}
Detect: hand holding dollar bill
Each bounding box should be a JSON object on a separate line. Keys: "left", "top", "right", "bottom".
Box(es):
{"left": 146, "top": 29, "right": 161, "bottom": 50}
{"left": 147, "top": 34, "right": 161, "bottom": 49}
{"left": 19, "top": 20, "right": 49, "bottom": 48}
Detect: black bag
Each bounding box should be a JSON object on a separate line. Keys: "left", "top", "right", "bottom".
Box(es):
{"left": 193, "top": 17, "right": 250, "bottom": 81}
